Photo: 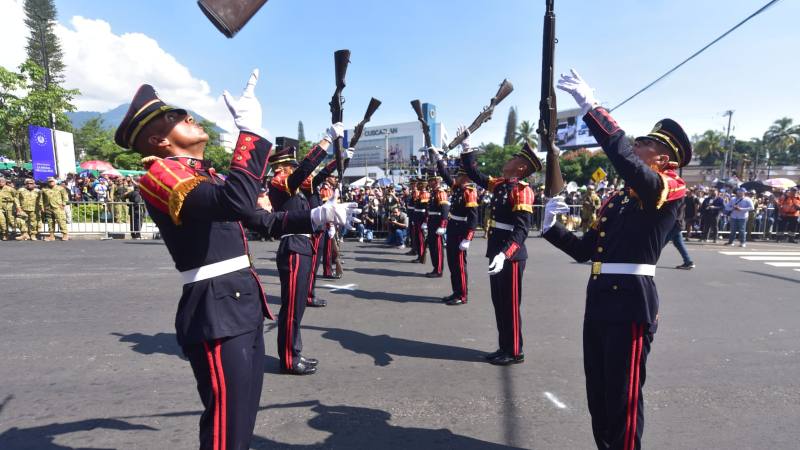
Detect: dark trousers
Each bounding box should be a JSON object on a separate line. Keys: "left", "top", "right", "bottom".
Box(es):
{"left": 409, "top": 222, "right": 419, "bottom": 254}
{"left": 183, "top": 325, "right": 264, "bottom": 450}
{"left": 277, "top": 251, "right": 311, "bottom": 370}
{"left": 489, "top": 259, "right": 525, "bottom": 356}
{"left": 321, "top": 231, "right": 334, "bottom": 277}
{"left": 684, "top": 218, "right": 698, "bottom": 239}
{"left": 426, "top": 232, "right": 444, "bottom": 274}
{"left": 700, "top": 214, "right": 719, "bottom": 241}
{"left": 777, "top": 216, "right": 799, "bottom": 240}
{"left": 583, "top": 321, "right": 652, "bottom": 450}
{"left": 308, "top": 232, "right": 323, "bottom": 304}
{"left": 129, "top": 204, "right": 142, "bottom": 238}
{"left": 416, "top": 224, "right": 427, "bottom": 260}
{"left": 446, "top": 233, "right": 469, "bottom": 301}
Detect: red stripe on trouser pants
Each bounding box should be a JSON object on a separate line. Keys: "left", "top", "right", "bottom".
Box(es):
{"left": 459, "top": 251, "right": 467, "bottom": 301}
{"left": 624, "top": 324, "right": 644, "bottom": 450}
{"left": 511, "top": 261, "right": 519, "bottom": 356}
{"left": 285, "top": 254, "right": 297, "bottom": 368}
{"left": 308, "top": 236, "right": 319, "bottom": 304}
{"left": 203, "top": 341, "right": 227, "bottom": 450}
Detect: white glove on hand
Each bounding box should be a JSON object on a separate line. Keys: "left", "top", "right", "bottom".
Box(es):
{"left": 327, "top": 224, "right": 336, "bottom": 238}
{"left": 421, "top": 223, "right": 428, "bottom": 232}
{"left": 556, "top": 69, "right": 599, "bottom": 116}
{"left": 223, "top": 69, "right": 266, "bottom": 137}
{"left": 428, "top": 146, "right": 443, "bottom": 161}
{"left": 543, "top": 196, "right": 570, "bottom": 233}
{"left": 488, "top": 252, "right": 506, "bottom": 276}
{"left": 457, "top": 125, "right": 472, "bottom": 152}
{"left": 323, "top": 122, "right": 345, "bottom": 144}
{"left": 459, "top": 239, "right": 470, "bottom": 251}
{"left": 345, "top": 147, "right": 355, "bottom": 159}
{"left": 310, "top": 190, "right": 361, "bottom": 231}
{"left": 436, "top": 227, "right": 446, "bottom": 236}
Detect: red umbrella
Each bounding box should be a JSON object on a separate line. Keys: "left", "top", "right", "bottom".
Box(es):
{"left": 101, "top": 169, "right": 122, "bottom": 178}
{"left": 80, "top": 160, "right": 114, "bottom": 171}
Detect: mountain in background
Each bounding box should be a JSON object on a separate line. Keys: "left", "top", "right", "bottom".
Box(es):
{"left": 67, "top": 104, "right": 224, "bottom": 133}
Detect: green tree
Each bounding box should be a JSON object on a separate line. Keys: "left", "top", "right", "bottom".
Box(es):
{"left": 476, "top": 143, "right": 520, "bottom": 177}
{"left": 199, "top": 120, "right": 231, "bottom": 172}
{"left": 515, "top": 120, "right": 536, "bottom": 145}
{"left": 297, "top": 120, "right": 305, "bottom": 142}
{"left": 503, "top": 106, "right": 517, "bottom": 146}
{"left": 24, "top": 0, "right": 65, "bottom": 86}
{"left": 763, "top": 117, "right": 799, "bottom": 165}
{"left": 559, "top": 148, "right": 613, "bottom": 185}
{"left": 73, "top": 117, "right": 139, "bottom": 169}
{"left": 692, "top": 130, "right": 726, "bottom": 165}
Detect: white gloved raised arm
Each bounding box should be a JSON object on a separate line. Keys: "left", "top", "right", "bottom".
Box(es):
{"left": 556, "top": 69, "right": 600, "bottom": 116}
{"left": 223, "top": 69, "right": 267, "bottom": 138}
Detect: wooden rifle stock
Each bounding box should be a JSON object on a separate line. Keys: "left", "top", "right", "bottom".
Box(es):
{"left": 447, "top": 79, "right": 514, "bottom": 150}
{"left": 349, "top": 98, "right": 382, "bottom": 149}
{"left": 330, "top": 50, "right": 351, "bottom": 193}
{"left": 538, "top": 0, "right": 564, "bottom": 197}
{"left": 197, "top": 0, "right": 268, "bottom": 38}
{"left": 410, "top": 100, "right": 432, "bottom": 148}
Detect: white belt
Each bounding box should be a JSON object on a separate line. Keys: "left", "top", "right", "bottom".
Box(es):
{"left": 281, "top": 233, "right": 312, "bottom": 238}
{"left": 490, "top": 220, "right": 514, "bottom": 231}
{"left": 180, "top": 255, "right": 251, "bottom": 284}
{"left": 449, "top": 214, "right": 467, "bottom": 221}
{"left": 428, "top": 212, "right": 441, "bottom": 216}
{"left": 591, "top": 262, "right": 656, "bottom": 277}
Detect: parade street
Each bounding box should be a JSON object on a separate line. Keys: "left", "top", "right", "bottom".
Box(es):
{"left": 0, "top": 236, "right": 797, "bottom": 450}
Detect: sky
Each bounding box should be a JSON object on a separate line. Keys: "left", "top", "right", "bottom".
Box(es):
{"left": 1, "top": 0, "right": 798, "bottom": 145}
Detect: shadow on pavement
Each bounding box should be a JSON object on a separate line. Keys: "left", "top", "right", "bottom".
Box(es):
{"left": 352, "top": 267, "right": 422, "bottom": 277}
{"left": 329, "top": 287, "right": 436, "bottom": 304}
{"left": 303, "top": 325, "right": 485, "bottom": 366}
{"left": 255, "top": 267, "right": 280, "bottom": 278}
{"left": 742, "top": 270, "right": 800, "bottom": 284}
{"left": 0, "top": 418, "right": 156, "bottom": 450}
{"left": 251, "top": 401, "right": 523, "bottom": 449}
{"left": 111, "top": 332, "right": 185, "bottom": 360}
{"left": 121, "top": 240, "right": 164, "bottom": 245}
{"left": 354, "top": 256, "right": 405, "bottom": 264}
{"left": 0, "top": 395, "right": 12, "bottom": 418}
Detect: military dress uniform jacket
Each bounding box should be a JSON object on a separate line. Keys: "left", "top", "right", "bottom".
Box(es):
{"left": 426, "top": 186, "right": 450, "bottom": 230}
{"left": 461, "top": 152, "right": 533, "bottom": 261}
{"left": 139, "top": 132, "right": 313, "bottom": 347}
{"left": 268, "top": 145, "right": 328, "bottom": 256}
{"left": 544, "top": 107, "right": 686, "bottom": 325}
{"left": 301, "top": 159, "right": 338, "bottom": 209}
{"left": 436, "top": 159, "right": 479, "bottom": 239}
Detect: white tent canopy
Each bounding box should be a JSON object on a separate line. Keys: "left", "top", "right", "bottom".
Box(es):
{"left": 349, "top": 176, "right": 374, "bottom": 187}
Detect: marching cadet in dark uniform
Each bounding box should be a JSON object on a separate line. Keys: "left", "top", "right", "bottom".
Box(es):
{"left": 544, "top": 70, "right": 691, "bottom": 450}
{"left": 268, "top": 128, "right": 346, "bottom": 375}
{"left": 411, "top": 179, "right": 430, "bottom": 263}
{"left": 423, "top": 171, "right": 450, "bottom": 277}
{"left": 115, "top": 73, "right": 357, "bottom": 450}
{"left": 429, "top": 148, "right": 479, "bottom": 305}
{"left": 320, "top": 178, "right": 340, "bottom": 279}
{"left": 406, "top": 178, "right": 420, "bottom": 256}
{"left": 461, "top": 126, "right": 541, "bottom": 366}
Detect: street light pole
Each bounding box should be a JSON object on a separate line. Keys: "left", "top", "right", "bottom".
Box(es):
{"left": 721, "top": 110, "right": 734, "bottom": 178}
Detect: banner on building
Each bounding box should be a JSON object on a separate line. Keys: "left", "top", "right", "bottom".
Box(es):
{"left": 555, "top": 108, "right": 599, "bottom": 149}
{"left": 29, "top": 125, "right": 57, "bottom": 181}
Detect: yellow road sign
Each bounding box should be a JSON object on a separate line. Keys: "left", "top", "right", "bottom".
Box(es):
{"left": 591, "top": 167, "right": 607, "bottom": 183}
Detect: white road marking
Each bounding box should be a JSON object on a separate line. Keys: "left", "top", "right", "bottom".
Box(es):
{"left": 322, "top": 283, "right": 358, "bottom": 292}
{"left": 764, "top": 262, "right": 800, "bottom": 267}
{"left": 544, "top": 391, "right": 567, "bottom": 409}
{"left": 720, "top": 251, "right": 800, "bottom": 256}
{"left": 740, "top": 256, "right": 800, "bottom": 261}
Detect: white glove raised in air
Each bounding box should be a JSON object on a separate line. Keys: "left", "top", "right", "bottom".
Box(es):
{"left": 323, "top": 122, "right": 345, "bottom": 144}
{"left": 223, "top": 69, "right": 267, "bottom": 138}
{"left": 345, "top": 147, "right": 355, "bottom": 159}
{"left": 556, "top": 69, "right": 600, "bottom": 116}
{"left": 457, "top": 125, "right": 472, "bottom": 152}
{"left": 459, "top": 239, "right": 470, "bottom": 251}
{"left": 436, "top": 227, "right": 446, "bottom": 236}
{"left": 543, "top": 196, "right": 570, "bottom": 233}
{"left": 310, "top": 190, "right": 361, "bottom": 231}
{"left": 488, "top": 252, "right": 506, "bottom": 276}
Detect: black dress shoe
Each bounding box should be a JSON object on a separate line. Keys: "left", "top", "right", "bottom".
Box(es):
{"left": 484, "top": 349, "right": 503, "bottom": 360}
{"left": 441, "top": 293, "right": 456, "bottom": 303}
{"left": 280, "top": 361, "right": 317, "bottom": 375}
{"left": 446, "top": 297, "right": 466, "bottom": 306}
{"left": 300, "top": 356, "right": 319, "bottom": 366}
{"left": 410, "top": 258, "right": 420, "bottom": 263}
{"left": 424, "top": 272, "right": 442, "bottom": 278}
{"left": 405, "top": 250, "right": 417, "bottom": 256}
{"left": 489, "top": 353, "right": 525, "bottom": 366}
{"left": 307, "top": 299, "right": 327, "bottom": 307}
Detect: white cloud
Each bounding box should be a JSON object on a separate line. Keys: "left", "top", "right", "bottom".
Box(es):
{"left": 0, "top": 0, "right": 28, "bottom": 70}
{"left": 0, "top": 0, "right": 234, "bottom": 132}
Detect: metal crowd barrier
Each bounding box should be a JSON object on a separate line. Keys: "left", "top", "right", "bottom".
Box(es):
{"left": 47, "top": 201, "right": 159, "bottom": 239}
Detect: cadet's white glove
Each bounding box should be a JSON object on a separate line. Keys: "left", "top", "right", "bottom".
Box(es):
{"left": 421, "top": 223, "right": 428, "bottom": 232}
{"left": 543, "top": 196, "right": 570, "bottom": 233}
{"left": 428, "top": 146, "right": 443, "bottom": 161}
{"left": 223, "top": 69, "right": 267, "bottom": 138}
{"left": 327, "top": 224, "right": 336, "bottom": 238}
{"left": 458, "top": 125, "right": 472, "bottom": 152}
{"left": 310, "top": 190, "right": 361, "bottom": 231}
{"left": 459, "top": 239, "right": 470, "bottom": 251}
{"left": 488, "top": 253, "right": 506, "bottom": 276}
{"left": 323, "top": 122, "right": 345, "bottom": 144}
{"left": 345, "top": 147, "right": 355, "bottom": 159}
{"left": 436, "top": 227, "right": 446, "bottom": 236}
{"left": 556, "top": 69, "right": 600, "bottom": 116}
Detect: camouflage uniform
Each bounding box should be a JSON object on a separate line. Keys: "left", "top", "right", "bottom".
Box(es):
{"left": 580, "top": 190, "right": 601, "bottom": 233}
{"left": 39, "top": 180, "right": 70, "bottom": 240}
{"left": 16, "top": 180, "right": 41, "bottom": 240}
{"left": 0, "top": 179, "right": 19, "bottom": 240}
{"left": 111, "top": 180, "right": 129, "bottom": 223}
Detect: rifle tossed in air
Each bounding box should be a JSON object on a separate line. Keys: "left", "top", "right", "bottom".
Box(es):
{"left": 446, "top": 79, "right": 514, "bottom": 151}
{"left": 329, "top": 49, "right": 351, "bottom": 195}
{"left": 538, "top": 0, "right": 565, "bottom": 197}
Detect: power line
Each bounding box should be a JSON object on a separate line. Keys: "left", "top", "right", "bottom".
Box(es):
{"left": 609, "top": 0, "right": 783, "bottom": 112}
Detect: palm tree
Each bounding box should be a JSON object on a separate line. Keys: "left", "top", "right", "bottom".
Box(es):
{"left": 515, "top": 120, "right": 536, "bottom": 145}
{"left": 692, "top": 130, "right": 725, "bottom": 165}
{"left": 764, "top": 117, "right": 799, "bottom": 155}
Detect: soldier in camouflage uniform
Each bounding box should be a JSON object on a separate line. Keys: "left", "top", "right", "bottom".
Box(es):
{"left": 0, "top": 177, "right": 20, "bottom": 240}
{"left": 111, "top": 178, "right": 129, "bottom": 223}
{"left": 39, "top": 177, "right": 69, "bottom": 241}
{"left": 16, "top": 178, "right": 41, "bottom": 240}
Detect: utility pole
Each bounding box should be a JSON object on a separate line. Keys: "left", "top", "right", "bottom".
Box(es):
{"left": 384, "top": 129, "right": 390, "bottom": 181}
{"left": 720, "top": 110, "right": 734, "bottom": 179}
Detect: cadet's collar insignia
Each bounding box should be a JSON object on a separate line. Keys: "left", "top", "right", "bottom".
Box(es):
{"left": 167, "top": 156, "right": 204, "bottom": 170}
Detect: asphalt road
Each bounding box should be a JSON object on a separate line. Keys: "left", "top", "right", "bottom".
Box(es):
{"left": 0, "top": 234, "right": 798, "bottom": 449}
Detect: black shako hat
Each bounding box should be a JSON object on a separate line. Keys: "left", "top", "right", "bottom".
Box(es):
{"left": 114, "top": 84, "right": 186, "bottom": 150}
{"left": 268, "top": 137, "right": 299, "bottom": 167}
{"left": 513, "top": 141, "right": 543, "bottom": 173}
{"left": 635, "top": 118, "right": 693, "bottom": 168}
